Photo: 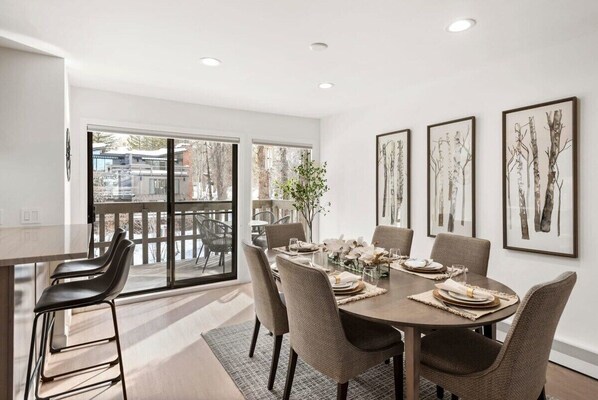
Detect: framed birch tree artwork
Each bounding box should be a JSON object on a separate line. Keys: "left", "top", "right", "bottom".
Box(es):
{"left": 427, "top": 117, "right": 475, "bottom": 237}
{"left": 502, "top": 97, "right": 578, "bottom": 257}
{"left": 376, "top": 129, "right": 410, "bottom": 228}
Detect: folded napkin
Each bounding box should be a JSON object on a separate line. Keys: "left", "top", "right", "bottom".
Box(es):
{"left": 328, "top": 271, "right": 361, "bottom": 286}
{"left": 297, "top": 241, "right": 319, "bottom": 250}
{"left": 405, "top": 258, "right": 442, "bottom": 269}
{"left": 435, "top": 279, "right": 494, "bottom": 300}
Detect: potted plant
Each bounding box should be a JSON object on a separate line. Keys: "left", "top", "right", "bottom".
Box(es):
{"left": 276, "top": 153, "right": 330, "bottom": 243}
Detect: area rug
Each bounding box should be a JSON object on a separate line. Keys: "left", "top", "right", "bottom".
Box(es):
{"left": 203, "top": 321, "right": 557, "bottom": 399}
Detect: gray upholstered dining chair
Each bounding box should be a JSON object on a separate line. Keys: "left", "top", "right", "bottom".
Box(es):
{"left": 264, "top": 221, "right": 305, "bottom": 250}
{"left": 429, "top": 232, "right": 492, "bottom": 397}
{"left": 242, "top": 241, "right": 289, "bottom": 390}
{"left": 371, "top": 225, "right": 414, "bottom": 256}
{"left": 277, "top": 255, "right": 404, "bottom": 400}
{"left": 420, "top": 271, "right": 576, "bottom": 400}
{"left": 253, "top": 215, "right": 293, "bottom": 248}
{"left": 430, "top": 233, "right": 491, "bottom": 276}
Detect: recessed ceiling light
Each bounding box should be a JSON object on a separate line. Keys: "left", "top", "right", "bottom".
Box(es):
{"left": 310, "top": 42, "right": 328, "bottom": 51}
{"left": 200, "top": 57, "right": 222, "bottom": 66}
{"left": 447, "top": 19, "right": 476, "bottom": 33}
{"left": 318, "top": 82, "right": 334, "bottom": 89}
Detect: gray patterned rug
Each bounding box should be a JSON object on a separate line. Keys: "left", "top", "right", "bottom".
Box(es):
{"left": 204, "top": 321, "right": 556, "bottom": 400}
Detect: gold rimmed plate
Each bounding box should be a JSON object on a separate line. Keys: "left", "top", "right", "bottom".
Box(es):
{"left": 333, "top": 281, "right": 365, "bottom": 296}
{"left": 403, "top": 264, "right": 447, "bottom": 274}
{"left": 433, "top": 289, "right": 500, "bottom": 309}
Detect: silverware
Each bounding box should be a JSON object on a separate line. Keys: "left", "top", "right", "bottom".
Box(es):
{"left": 440, "top": 300, "right": 477, "bottom": 318}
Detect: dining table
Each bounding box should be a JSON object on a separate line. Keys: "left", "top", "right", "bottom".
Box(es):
{"left": 266, "top": 249, "right": 519, "bottom": 400}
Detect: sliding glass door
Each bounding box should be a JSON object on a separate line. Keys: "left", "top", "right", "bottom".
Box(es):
{"left": 88, "top": 129, "right": 237, "bottom": 295}
{"left": 172, "top": 138, "right": 237, "bottom": 285}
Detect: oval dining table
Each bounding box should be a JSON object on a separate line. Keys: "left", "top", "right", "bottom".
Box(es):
{"left": 267, "top": 250, "right": 520, "bottom": 400}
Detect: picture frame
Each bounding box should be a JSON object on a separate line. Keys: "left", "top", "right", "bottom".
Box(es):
{"left": 427, "top": 117, "right": 476, "bottom": 237}
{"left": 502, "top": 97, "right": 578, "bottom": 257}
{"left": 376, "top": 129, "right": 410, "bottom": 228}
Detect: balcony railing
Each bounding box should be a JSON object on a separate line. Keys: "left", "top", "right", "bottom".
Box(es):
{"left": 93, "top": 199, "right": 301, "bottom": 264}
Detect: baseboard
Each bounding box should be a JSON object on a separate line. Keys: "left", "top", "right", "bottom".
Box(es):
{"left": 496, "top": 321, "right": 598, "bottom": 379}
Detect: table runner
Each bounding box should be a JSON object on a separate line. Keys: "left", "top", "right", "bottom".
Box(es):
{"left": 408, "top": 286, "right": 519, "bottom": 321}
{"left": 390, "top": 262, "right": 464, "bottom": 281}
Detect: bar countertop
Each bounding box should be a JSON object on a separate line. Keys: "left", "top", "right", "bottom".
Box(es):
{"left": 0, "top": 224, "right": 91, "bottom": 267}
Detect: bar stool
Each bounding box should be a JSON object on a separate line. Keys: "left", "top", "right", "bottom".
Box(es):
{"left": 48, "top": 228, "right": 126, "bottom": 354}
{"left": 24, "top": 239, "right": 135, "bottom": 400}
{"left": 51, "top": 228, "right": 126, "bottom": 284}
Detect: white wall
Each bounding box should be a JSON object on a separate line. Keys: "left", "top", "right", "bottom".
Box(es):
{"left": 0, "top": 47, "right": 66, "bottom": 226}
{"left": 320, "top": 31, "right": 598, "bottom": 377}
{"left": 69, "top": 86, "right": 320, "bottom": 282}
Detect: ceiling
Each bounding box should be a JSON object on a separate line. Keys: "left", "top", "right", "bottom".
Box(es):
{"left": 1, "top": 0, "right": 598, "bottom": 118}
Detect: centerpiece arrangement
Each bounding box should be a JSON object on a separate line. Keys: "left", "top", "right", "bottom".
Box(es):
{"left": 322, "top": 235, "right": 394, "bottom": 278}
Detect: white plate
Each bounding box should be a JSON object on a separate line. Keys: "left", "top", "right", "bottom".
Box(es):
{"left": 332, "top": 282, "right": 353, "bottom": 289}
{"left": 333, "top": 281, "right": 359, "bottom": 291}
{"left": 439, "top": 289, "right": 494, "bottom": 304}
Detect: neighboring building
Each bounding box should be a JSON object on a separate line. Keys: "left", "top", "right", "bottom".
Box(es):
{"left": 92, "top": 143, "right": 192, "bottom": 202}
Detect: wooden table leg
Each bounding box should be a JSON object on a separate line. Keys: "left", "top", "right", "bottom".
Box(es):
{"left": 404, "top": 326, "right": 421, "bottom": 400}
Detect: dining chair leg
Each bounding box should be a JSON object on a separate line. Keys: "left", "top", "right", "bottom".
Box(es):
{"left": 436, "top": 385, "right": 445, "bottom": 398}
{"left": 283, "top": 347, "right": 298, "bottom": 400}
{"left": 108, "top": 300, "right": 128, "bottom": 400}
{"left": 393, "top": 354, "right": 403, "bottom": 400}
{"left": 249, "top": 316, "right": 261, "bottom": 357}
{"left": 451, "top": 394, "right": 459, "bottom": 400}
{"left": 337, "top": 382, "right": 349, "bottom": 400}
{"left": 538, "top": 386, "right": 546, "bottom": 400}
{"left": 267, "top": 335, "right": 283, "bottom": 390}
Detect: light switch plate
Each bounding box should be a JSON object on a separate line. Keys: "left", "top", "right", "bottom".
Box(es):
{"left": 21, "top": 208, "right": 41, "bottom": 224}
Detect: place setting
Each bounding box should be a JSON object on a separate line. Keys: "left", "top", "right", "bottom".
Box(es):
{"left": 273, "top": 237, "right": 321, "bottom": 256}
{"left": 391, "top": 257, "right": 467, "bottom": 281}
{"left": 408, "top": 277, "right": 519, "bottom": 321}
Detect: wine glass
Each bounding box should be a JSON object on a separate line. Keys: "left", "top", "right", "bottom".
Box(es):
{"left": 289, "top": 238, "right": 299, "bottom": 256}
{"left": 451, "top": 264, "right": 467, "bottom": 283}
{"left": 389, "top": 248, "right": 402, "bottom": 260}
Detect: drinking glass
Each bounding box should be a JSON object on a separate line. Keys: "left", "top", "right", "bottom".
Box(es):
{"left": 289, "top": 238, "right": 299, "bottom": 255}
{"left": 389, "top": 248, "right": 402, "bottom": 259}
{"left": 451, "top": 264, "right": 467, "bottom": 283}
{"left": 362, "top": 265, "right": 380, "bottom": 287}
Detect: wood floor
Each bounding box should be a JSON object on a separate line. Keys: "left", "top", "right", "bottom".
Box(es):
{"left": 37, "top": 283, "right": 597, "bottom": 400}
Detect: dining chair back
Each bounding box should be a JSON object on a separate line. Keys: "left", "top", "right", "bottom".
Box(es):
{"left": 430, "top": 233, "right": 491, "bottom": 276}
{"left": 242, "top": 241, "right": 288, "bottom": 336}
{"left": 495, "top": 271, "right": 576, "bottom": 399}
{"left": 277, "top": 255, "right": 404, "bottom": 400}
{"left": 265, "top": 221, "right": 305, "bottom": 250}
{"left": 420, "top": 271, "right": 576, "bottom": 400}
{"left": 242, "top": 241, "right": 289, "bottom": 389}
{"left": 371, "top": 225, "right": 414, "bottom": 256}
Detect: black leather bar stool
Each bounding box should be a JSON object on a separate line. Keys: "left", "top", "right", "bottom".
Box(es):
{"left": 48, "top": 228, "right": 126, "bottom": 354}
{"left": 51, "top": 228, "right": 126, "bottom": 284}
{"left": 24, "top": 239, "right": 135, "bottom": 400}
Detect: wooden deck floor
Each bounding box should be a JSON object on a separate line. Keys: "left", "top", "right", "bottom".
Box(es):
{"left": 123, "top": 253, "right": 233, "bottom": 293}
